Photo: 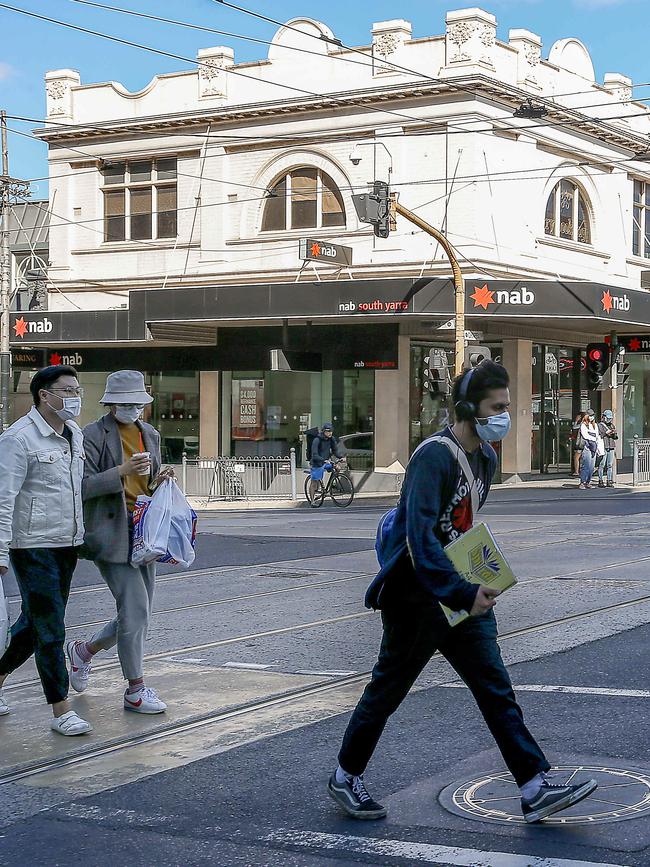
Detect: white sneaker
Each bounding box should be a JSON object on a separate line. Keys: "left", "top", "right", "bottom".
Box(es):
{"left": 50, "top": 710, "right": 93, "bottom": 736}
{"left": 66, "top": 640, "right": 92, "bottom": 693}
{"left": 124, "top": 686, "right": 167, "bottom": 714}
{"left": 0, "top": 690, "right": 9, "bottom": 715}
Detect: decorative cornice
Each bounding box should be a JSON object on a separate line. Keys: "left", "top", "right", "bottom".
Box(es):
{"left": 33, "top": 75, "right": 650, "bottom": 153}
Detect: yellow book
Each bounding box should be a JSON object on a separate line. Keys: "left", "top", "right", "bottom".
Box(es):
{"left": 440, "top": 522, "right": 517, "bottom": 627}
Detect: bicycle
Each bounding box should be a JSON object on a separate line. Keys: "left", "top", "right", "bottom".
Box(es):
{"left": 304, "top": 459, "right": 354, "bottom": 508}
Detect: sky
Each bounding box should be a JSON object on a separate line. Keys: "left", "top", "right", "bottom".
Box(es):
{"left": 0, "top": 0, "right": 648, "bottom": 193}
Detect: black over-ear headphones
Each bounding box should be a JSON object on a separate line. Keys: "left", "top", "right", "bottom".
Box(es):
{"left": 454, "top": 368, "right": 477, "bottom": 421}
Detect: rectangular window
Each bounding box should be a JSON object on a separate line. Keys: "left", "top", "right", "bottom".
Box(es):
{"left": 102, "top": 158, "right": 177, "bottom": 242}
{"left": 157, "top": 185, "right": 177, "bottom": 238}
{"left": 291, "top": 168, "right": 318, "bottom": 229}
{"left": 104, "top": 189, "right": 125, "bottom": 241}
{"left": 632, "top": 179, "right": 650, "bottom": 259}
{"left": 130, "top": 187, "right": 152, "bottom": 240}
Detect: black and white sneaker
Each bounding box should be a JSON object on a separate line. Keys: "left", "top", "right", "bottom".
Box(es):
{"left": 521, "top": 775, "right": 598, "bottom": 823}
{"left": 328, "top": 772, "right": 387, "bottom": 820}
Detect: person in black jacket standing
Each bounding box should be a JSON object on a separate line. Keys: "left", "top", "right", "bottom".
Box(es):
{"left": 328, "top": 361, "right": 598, "bottom": 824}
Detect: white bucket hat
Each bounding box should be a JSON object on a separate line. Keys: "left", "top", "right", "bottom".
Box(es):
{"left": 100, "top": 370, "right": 153, "bottom": 405}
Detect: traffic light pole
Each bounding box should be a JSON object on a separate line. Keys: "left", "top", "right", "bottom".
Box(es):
{"left": 393, "top": 201, "right": 466, "bottom": 376}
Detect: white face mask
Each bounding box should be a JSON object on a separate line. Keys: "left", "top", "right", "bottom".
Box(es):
{"left": 114, "top": 405, "right": 144, "bottom": 425}
{"left": 46, "top": 393, "right": 82, "bottom": 422}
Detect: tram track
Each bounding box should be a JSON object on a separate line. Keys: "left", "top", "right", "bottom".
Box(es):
{"left": 3, "top": 591, "right": 650, "bottom": 787}
{"left": 7, "top": 547, "right": 650, "bottom": 693}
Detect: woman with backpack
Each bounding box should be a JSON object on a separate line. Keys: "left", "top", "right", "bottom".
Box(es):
{"left": 578, "top": 411, "right": 600, "bottom": 490}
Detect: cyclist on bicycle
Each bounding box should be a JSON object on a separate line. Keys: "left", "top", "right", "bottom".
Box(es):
{"left": 309, "top": 422, "right": 341, "bottom": 502}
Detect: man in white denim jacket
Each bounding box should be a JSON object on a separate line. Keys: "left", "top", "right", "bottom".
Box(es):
{"left": 0, "top": 365, "right": 91, "bottom": 736}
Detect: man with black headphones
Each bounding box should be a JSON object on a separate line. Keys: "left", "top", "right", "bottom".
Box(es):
{"left": 328, "top": 360, "right": 597, "bottom": 824}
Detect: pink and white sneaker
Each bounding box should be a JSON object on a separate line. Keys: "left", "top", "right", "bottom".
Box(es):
{"left": 66, "top": 640, "right": 92, "bottom": 693}
{"left": 124, "top": 686, "right": 167, "bottom": 714}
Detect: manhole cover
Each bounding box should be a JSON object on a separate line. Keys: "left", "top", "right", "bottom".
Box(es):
{"left": 439, "top": 765, "right": 650, "bottom": 825}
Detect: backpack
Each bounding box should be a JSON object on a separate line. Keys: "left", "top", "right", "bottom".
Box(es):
{"left": 375, "top": 435, "right": 480, "bottom": 567}
{"left": 305, "top": 427, "right": 320, "bottom": 462}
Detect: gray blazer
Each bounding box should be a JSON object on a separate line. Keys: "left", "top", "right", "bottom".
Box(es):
{"left": 81, "top": 412, "right": 161, "bottom": 564}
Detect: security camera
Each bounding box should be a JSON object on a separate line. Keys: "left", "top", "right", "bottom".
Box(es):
{"left": 349, "top": 146, "right": 362, "bottom": 166}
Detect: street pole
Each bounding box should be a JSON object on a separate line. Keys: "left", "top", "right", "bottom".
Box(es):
{"left": 393, "top": 201, "right": 466, "bottom": 376}
{"left": 0, "top": 111, "right": 11, "bottom": 431}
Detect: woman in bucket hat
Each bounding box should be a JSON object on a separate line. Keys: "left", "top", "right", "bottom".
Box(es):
{"left": 66, "top": 370, "right": 173, "bottom": 713}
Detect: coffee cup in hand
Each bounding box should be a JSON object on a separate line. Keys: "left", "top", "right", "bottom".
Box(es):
{"left": 133, "top": 452, "right": 151, "bottom": 476}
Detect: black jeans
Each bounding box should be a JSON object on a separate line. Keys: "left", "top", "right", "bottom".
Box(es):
{"left": 338, "top": 600, "right": 550, "bottom": 786}
{"left": 0, "top": 547, "right": 78, "bottom": 704}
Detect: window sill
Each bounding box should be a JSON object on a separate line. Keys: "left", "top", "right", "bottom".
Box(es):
{"left": 626, "top": 255, "right": 650, "bottom": 267}
{"left": 536, "top": 235, "right": 611, "bottom": 260}
{"left": 73, "top": 240, "right": 199, "bottom": 254}
{"left": 227, "top": 228, "right": 370, "bottom": 246}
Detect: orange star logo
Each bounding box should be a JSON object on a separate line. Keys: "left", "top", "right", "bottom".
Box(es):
{"left": 601, "top": 290, "right": 613, "bottom": 314}
{"left": 310, "top": 242, "right": 321, "bottom": 257}
{"left": 13, "top": 317, "right": 28, "bottom": 338}
{"left": 49, "top": 352, "right": 62, "bottom": 366}
{"left": 470, "top": 284, "right": 495, "bottom": 310}
{"left": 629, "top": 338, "right": 641, "bottom": 351}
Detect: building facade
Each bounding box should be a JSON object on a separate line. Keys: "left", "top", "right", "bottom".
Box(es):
{"left": 10, "top": 8, "right": 650, "bottom": 481}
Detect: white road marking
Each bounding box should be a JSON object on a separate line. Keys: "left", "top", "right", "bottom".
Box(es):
{"left": 263, "top": 830, "right": 630, "bottom": 867}
{"left": 221, "top": 662, "right": 273, "bottom": 670}
{"left": 441, "top": 683, "right": 650, "bottom": 698}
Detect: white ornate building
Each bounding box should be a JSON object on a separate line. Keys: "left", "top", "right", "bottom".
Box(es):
{"left": 12, "top": 8, "right": 650, "bottom": 481}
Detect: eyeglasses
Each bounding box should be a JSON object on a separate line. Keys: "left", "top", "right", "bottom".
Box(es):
{"left": 49, "top": 387, "right": 84, "bottom": 397}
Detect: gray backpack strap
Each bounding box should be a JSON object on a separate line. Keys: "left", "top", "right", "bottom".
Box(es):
{"left": 430, "top": 435, "right": 480, "bottom": 520}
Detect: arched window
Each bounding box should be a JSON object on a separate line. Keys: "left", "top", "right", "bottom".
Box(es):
{"left": 544, "top": 179, "right": 591, "bottom": 244}
{"left": 261, "top": 168, "right": 346, "bottom": 232}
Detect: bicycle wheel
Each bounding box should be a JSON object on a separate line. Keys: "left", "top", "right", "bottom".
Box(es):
{"left": 304, "top": 475, "right": 325, "bottom": 508}
{"left": 330, "top": 472, "right": 354, "bottom": 507}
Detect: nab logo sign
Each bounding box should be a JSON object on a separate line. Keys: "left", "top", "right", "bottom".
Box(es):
{"left": 49, "top": 352, "right": 83, "bottom": 367}
{"left": 13, "top": 317, "right": 53, "bottom": 339}
{"left": 601, "top": 289, "right": 630, "bottom": 314}
{"left": 470, "top": 284, "right": 535, "bottom": 310}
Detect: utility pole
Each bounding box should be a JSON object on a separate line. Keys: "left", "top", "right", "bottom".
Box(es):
{"left": 0, "top": 110, "right": 29, "bottom": 430}
{"left": 392, "top": 201, "right": 465, "bottom": 377}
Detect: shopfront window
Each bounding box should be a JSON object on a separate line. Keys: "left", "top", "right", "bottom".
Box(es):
{"left": 621, "top": 353, "right": 650, "bottom": 456}
{"left": 224, "top": 369, "right": 373, "bottom": 468}
{"left": 148, "top": 371, "right": 200, "bottom": 463}
{"left": 531, "top": 345, "right": 589, "bottom": 472}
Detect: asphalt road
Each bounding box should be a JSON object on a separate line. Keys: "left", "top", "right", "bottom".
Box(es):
{"left": 2, "top": 487, "right": 650, "bottom": 866}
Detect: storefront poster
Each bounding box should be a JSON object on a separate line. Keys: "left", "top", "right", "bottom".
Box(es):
{"left": 232, "top": 379, "right": 265, "bottom": 441}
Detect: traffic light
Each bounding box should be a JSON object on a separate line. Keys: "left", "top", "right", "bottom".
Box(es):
{"left": 352, "top": 181, "right": 391, "bottom": 238}
{"left": 586, "top": 342, "right": 610, "bottom": 390}
{"left": 423, "top": 350, "right": 450, "bottom": 395}
{"left": 464, "top": 345, "right": 492, "bottom": 369}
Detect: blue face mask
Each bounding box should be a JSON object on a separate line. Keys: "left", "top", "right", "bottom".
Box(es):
{"left": 475, "top": 411, "right": 511, "bottom": 442}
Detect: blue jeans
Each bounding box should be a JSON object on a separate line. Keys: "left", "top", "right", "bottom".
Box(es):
{"left": 580, "top": 447, "right": 595, "bottom": 484}
{"left": 338, "top": 594, "right": 550, "bottom": 786}
{"left": 598, "top": 449, "right": 615, "bottom": 483}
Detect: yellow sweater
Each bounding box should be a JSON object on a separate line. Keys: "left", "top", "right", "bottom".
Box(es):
{"left": 119, "top": 423, "right": 151, "bottom": 512}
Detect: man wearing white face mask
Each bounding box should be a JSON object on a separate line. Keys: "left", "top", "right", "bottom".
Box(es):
{"left": 329, "top": 360, "right": 597, "bottom": 824}
{"left": 0, "top": 365, "right": 91, "bottom": 735}
{"left": 67, "top": 370, "right": 173, "bottom": 714}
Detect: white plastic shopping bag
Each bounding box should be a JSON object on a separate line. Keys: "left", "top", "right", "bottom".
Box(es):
{"left": 0, "top": 573, "right": 10, "bottom": 652}
{"left": 158, "top": 482, "right": 197, "bottom": 569}
{"left": 131, "top": 479, "right": 197, "bottom": 569}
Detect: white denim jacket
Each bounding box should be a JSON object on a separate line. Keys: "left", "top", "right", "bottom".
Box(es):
{"left": 0, "top": 407, "right": 85, "bottom": 568}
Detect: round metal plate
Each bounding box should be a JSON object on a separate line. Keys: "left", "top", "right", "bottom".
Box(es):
{"left": 439, "top": 765, "right": 650, "bottom": 825}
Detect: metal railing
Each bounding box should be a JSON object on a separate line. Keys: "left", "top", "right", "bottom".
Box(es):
{"left": 632, "top": 437, "right": 650, "bottom": 485}
{"left": 178, "top": 448, "right": 297, "bottom": 501}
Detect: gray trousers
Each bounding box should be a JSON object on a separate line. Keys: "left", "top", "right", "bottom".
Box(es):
{"left": 90, "top": 560, "right": 156, "bottom": 681}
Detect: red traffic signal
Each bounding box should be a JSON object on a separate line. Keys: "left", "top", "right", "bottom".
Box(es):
{"left": 585, "top": 342, "right": 610, "bottom": 390}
